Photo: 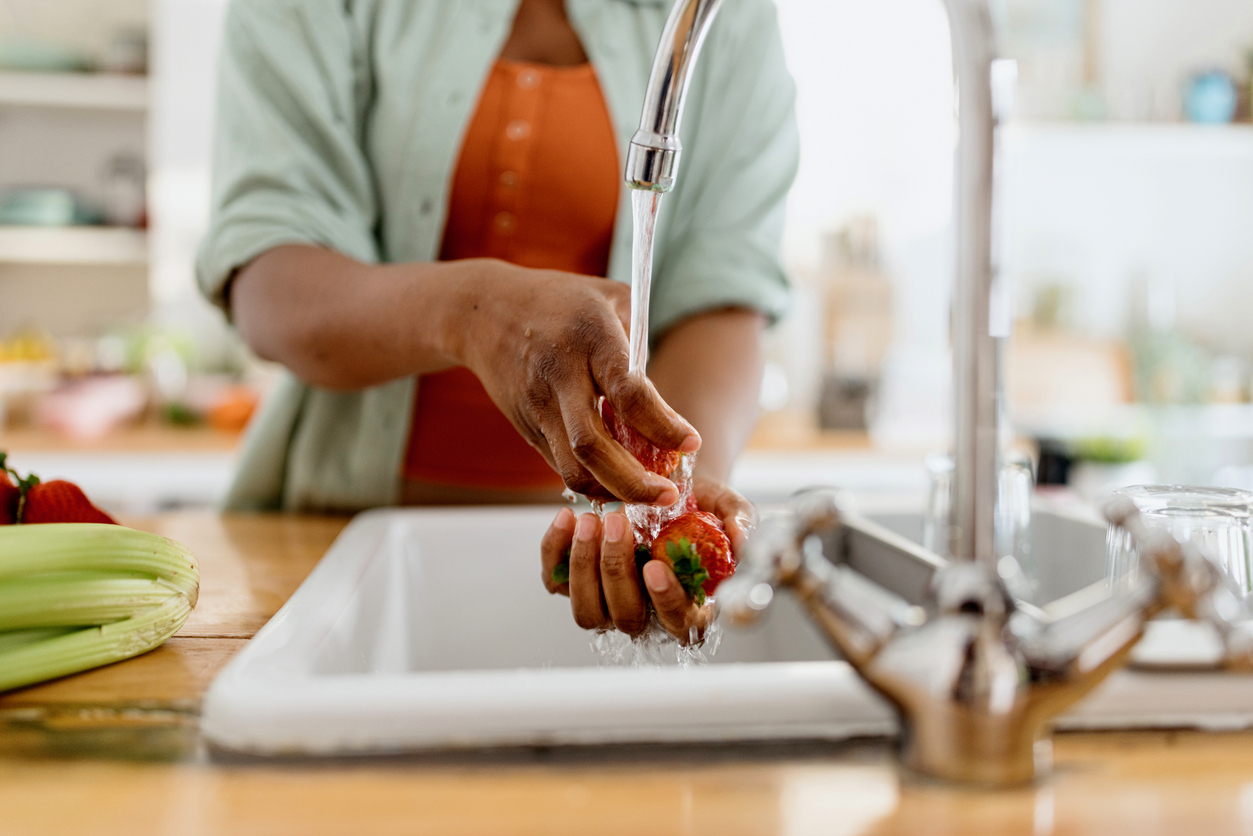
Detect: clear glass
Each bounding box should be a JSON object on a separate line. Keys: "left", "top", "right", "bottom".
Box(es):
{"left": 924, "top": 450, "right": 1037, "bottom": 601}
{"left": 1106, "top": 485, "right": 1253, "bottom": 603}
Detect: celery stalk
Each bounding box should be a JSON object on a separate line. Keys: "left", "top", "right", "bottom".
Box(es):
{"left": 0, "top": 574, "right": 183, "bottom": 631}
{"left": 0, "top": 595, "right": 192, "bottom": 692}
{"left": 0, "top": 524, "right": 199, "bottom": 605}
{"left": 0, "top": 627, "right": 77, "bottom": 654}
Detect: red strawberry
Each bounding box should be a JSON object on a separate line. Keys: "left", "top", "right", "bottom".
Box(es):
{"left": 649, "top": 510, "right": 735, "bottom": 605}
{"left": 0, "top": 454, "right": 18, "bottom": 525}
{"left": 600, "top": 399, "right": 682, "bottom": 479}
{"left": 20, "top": 478, "right": 117, "bottom": 525}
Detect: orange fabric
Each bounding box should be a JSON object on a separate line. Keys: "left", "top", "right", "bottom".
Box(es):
{"left": 403, "top": 59, "right": 620, "bottom": 489}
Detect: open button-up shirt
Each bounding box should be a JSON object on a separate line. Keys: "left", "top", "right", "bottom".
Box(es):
{"left": 197, "top": 0, "right": 799, "bottom": 512}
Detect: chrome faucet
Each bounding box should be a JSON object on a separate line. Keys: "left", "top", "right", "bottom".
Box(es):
{"left": 625, "top": 0, "right": 726, "bottom": 194}
{"left": 631, "top": 0, "right": 1253, "bottom": 786}
{"left": 719, "top": 492, "right": 1253, "bottom": 785}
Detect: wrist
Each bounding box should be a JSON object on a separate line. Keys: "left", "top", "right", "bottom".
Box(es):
{"left": 419, "top": 258, "right": 510, "bottom": 369}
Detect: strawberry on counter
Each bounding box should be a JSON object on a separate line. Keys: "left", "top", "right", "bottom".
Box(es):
{"left": 0, "top": 454, "right": 18, "bottom": 525}
{"left": 0, "top": 452, "right": 117, "bottom": 525}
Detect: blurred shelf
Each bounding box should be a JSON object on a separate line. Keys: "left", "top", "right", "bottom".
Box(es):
{"left": 0, "top": 71, "right": 148, "bottom": 111}
{"left": 0, "top": 226, "right": 148, "bottom": 265}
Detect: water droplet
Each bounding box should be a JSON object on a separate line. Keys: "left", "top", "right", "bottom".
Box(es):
{"left": 561, "top": 488, "right": 578, "bottom": 504}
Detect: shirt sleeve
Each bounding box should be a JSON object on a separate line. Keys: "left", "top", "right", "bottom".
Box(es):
{"left": 649, "top": 0, "right": 799, "bottom": 337}
{"left": 195, "top": 0, "right": 379, "bottom": 314}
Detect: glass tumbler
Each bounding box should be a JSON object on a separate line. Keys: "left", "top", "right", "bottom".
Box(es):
{"left": 924, "top": 451, "right": 1037, "bottom": 600}
{"left": 1106, "top": 485, "right": 1253, "bottom": 603}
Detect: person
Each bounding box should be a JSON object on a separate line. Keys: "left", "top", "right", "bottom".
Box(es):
{"left": 196, "top": 0, "right": 798, "bottom": 642}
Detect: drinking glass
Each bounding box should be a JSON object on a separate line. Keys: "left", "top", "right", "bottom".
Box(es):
{"left": 924, "top": 450, "right": 1037, "bottom": 600}
{"left": 1106, "top": 485, "right": 1253, "bottom": 604}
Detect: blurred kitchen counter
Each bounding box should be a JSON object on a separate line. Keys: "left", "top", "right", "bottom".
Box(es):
{"left": 0, "top": 422, "right": 242, "bottom": 453}
{"left": 3, "top": 512, "right": 1253, "bottom": 835}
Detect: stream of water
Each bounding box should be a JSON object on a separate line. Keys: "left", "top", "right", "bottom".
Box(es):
{"left": 628, "top": 189, "right": 662, "bottom": 375}
{"left": 583, "top": 188, "right": 717, "bottom": 665}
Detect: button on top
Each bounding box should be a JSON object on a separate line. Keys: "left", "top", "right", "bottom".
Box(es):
{"left": 517, "top": 69, "right": 541, "bottom": 90}
{"left": 505, "top": 119, "right": 531, "bottom": 141}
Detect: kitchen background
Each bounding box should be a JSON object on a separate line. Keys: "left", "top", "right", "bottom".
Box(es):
{"left": 0, "top": 0, "right": 1250, "bottom": 514}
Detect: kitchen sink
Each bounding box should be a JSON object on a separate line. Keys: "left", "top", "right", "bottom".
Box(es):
{"left": 201, "top": 505, "right": 1253, "bottom": 756}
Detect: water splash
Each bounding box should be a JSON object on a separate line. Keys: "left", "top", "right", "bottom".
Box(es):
{"left": 591, "top": 616, "right": 723, "bottom": 669}
{"left": 624, "top": 452, "right": 695, "bottom": 545}
{"left": 583, "top": 188, "right": 722, "bottom": 667}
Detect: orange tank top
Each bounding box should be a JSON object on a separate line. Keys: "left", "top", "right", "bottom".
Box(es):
{"left": 403, "top": 59, "right": 620, "bottom": 489}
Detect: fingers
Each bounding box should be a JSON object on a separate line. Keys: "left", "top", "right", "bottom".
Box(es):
{"left": 642, "top": 560, "right": 709, "bottom": 643}
{"left": 598, "top": 279, "right": 632, "bottom": 333}
{"left": 695, "top": 478, "right": 757, "bottom": 555}
{"left": 557, "top": 383, "right": 680, "bottom": 505}
{"left": 532, "top": 406, "right": 617, "bottom": 501}
{"left": 599, "top": 512, "right": 648, "bottom": 635}
{"left": 541, "top": 507, "right": 575, "bottom": 595}
{"left": 592, "top": 351, "right": 700, "bottom": 455}
{"left": 569, "top": 513, "right": 610, "bottom": 630}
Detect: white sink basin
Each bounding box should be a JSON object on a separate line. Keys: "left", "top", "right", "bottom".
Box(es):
{"left": 202, "top": 506, "right": 1253, "bottom": 757}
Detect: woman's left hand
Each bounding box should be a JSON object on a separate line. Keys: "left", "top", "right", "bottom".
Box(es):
{"left": 539, "top": 477, "right": 756, "bottom": 643}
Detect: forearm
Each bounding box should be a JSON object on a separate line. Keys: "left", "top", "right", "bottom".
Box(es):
{"left": 648, "top": 308, "right": 766, "bottom": 482}
{"left": 229, "top": 244, "right": 495, "bottom": 390}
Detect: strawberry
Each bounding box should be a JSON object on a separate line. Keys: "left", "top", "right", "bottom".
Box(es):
{"left": 649, "top": 510, "right": 735, "bottom": 605}
{"left": 19, "top": 477, "right": 117, "bottom": 525}
{"left": 0, "top": 454, "right": 18, "bottom": 525}
{"left": 600, "top": 399, "right": 682, "bottom": 479}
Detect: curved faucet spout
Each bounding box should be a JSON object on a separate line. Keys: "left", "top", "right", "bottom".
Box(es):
{"left": 625, "top": 0, "right": 726, "bottom": 193}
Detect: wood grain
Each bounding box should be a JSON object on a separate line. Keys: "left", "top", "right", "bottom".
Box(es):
{"left": 125, "top": 512, "right": 349, "bottom": 638}
{"left": 3, "top": 512, "right": 1253, "bottom": 835}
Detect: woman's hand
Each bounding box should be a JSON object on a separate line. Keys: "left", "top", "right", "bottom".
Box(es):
{"left": 231, "top": 247, "right": 698, "bottom": 506}
{"left": 540, "top": 478, "right": 756, "bottom": 643}
{"left": 453, "top": 261, "right": 700, "bottom": 504}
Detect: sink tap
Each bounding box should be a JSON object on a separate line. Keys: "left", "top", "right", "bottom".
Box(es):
{"left": 627, "top": 0, "right": 1002, "bottom": 559}
{"left": 718, "top": 491, "right": 1252, "bottom": 786}
{"left": 625, "top": 0, "right": 726, "bottom": 193}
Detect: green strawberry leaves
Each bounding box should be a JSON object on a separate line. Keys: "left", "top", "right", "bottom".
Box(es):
{"left": 551, "top": 540, "right": 710, "bottom": 607}
{"left": 551, "top": 548, "right": 571, "bottom": 584}
{"left": 635, "top": 544, "right": 652, "bottom": 573}
{"left": 664, "top": 537, "right": 709, "bottom": 606}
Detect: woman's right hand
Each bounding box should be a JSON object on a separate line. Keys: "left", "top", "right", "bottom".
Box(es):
{"left": 451, "top": 260, "right": 700, "bottom": 504}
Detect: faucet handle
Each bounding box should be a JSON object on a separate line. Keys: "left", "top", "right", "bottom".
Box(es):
{"left": 716, "top": 514, "right": 795, "bottom": 626}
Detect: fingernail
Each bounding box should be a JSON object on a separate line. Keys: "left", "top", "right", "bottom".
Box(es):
{"left": 643, "top": 562, "right": 670, "bottom": 593}
{"left": 679, "top": 433, "right": 701, "bottom": 453}
{"left": 656, "top": 489, "right": 679, "bottom": 507}
{"left": 553, "top": 507, "right": 575, "bottom": 530}
{"left": 604, "top": 513, "right": 626, "bottom": 542}
{"left": 575, "top": 513, "right": 598, "bottom": 542}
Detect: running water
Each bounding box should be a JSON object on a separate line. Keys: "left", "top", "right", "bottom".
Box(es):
{"left": 582, "top": 188, "right": 718, "bottom": 667}
{"left": 624, "top": 187, "right": 694, "bottom": 541}
{"left": 628, "top": 189, "right": 662, "bottom": 375}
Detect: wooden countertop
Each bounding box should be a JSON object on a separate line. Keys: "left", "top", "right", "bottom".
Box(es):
{"left": 3, "top": 512, "right": 1253, "bottom": 835}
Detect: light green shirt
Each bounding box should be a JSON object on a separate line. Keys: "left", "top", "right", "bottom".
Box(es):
{"left": 197, "top": 0, "right": 799, "bottom": 512}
